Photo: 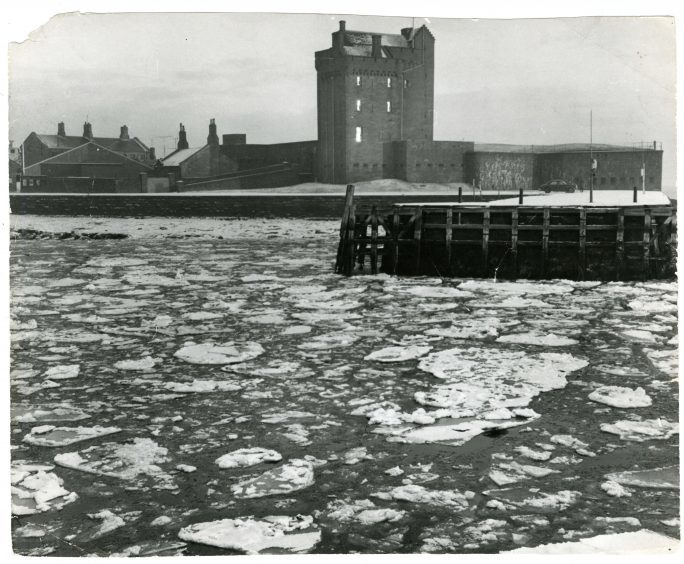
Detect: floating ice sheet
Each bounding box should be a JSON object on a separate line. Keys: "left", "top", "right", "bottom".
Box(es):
{"left": 588, "top": 386, "right": 652, "bottom": 408}
{"left": 231, "top": 459, "right": 314, "bottom": 498}
{"left": 215, "top": 448, "right": 282, "bottom": 469}
{"left": 174, "top": 341, "right": 264, "bottom": 364}
{"left": 23, "top": 425, "right": 121, "bottom": 447}
{"left": 373, "top": 484, "right": 471, "bottom": 508}
{"left": 600, "top": 418, "right": 678, "bottom": 442}
{"left": 605, "top": 466, "right": 678, "bottom": 490}
{"left": 507, "top": 530, "right": 678, "bottom": 554}
{"left": 178, "top": 515, "right": 321, "bottom": 555}
{"left": 364, "top": 345, "right": 432, "bottom": 363}
{"left": 11, "top": 464, "right": 78, "bottom": 516}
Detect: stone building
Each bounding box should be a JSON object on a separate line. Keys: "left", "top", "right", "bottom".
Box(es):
{"left": 22, "top": 122, "right": 154, "bottom": 168}
{"left": 312, "top": 21, "right": 663, "bottom": 190}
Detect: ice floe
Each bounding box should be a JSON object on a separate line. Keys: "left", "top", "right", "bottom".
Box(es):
{"left": 489, "top": 461, "right": 560, "bottom": 486}
{"left": 231, "top": 459, "right": 314, "bottom": 498}
{"left": 600, "top": 418, "right": 678, "bottom": 442}
{"left": 600, "top": 480, "right": 632, "bottom": 497}
{"left": 43, "top": 364, "right": 80, "bottom": 380}
{"left": 54, "top": 437, "right": 176, "bottom": 490}
{"left": 11, "top": 463, "right": 78, "bottom": 516}
{"left": 215, "top": 448, "right": 282, "bottom": 468}
{"left": 373, "top": 484, "right": 471, "bottom": 508}
{"left": 605, "top": 466, "right": 678, "bottom": 490}
{"left": 496, "top": 332, "right": 578, "bottom": 346}
{"left": 588, "top": 386, "right": 652, "bottom": 408}
{"left": 23, "top": 425, "right": 121, "bottom": 447}
{"left": 12, "top": 405, "right": 90, "bottom": 423}
{"left": 364, "top": 345, "right": 432, "bottom": 362}
{"left": 484, "top": 488, "right": 581, "bottom": 512}
{"left": 178, "top": 515, "right": 321, "bottom": 554}
{"left": 164, "top": 379, "right": 242, "bottom": 393}
{"left": 114, "top": 356, "right": 158, "bottom": 370}
{"left": 507, "top": 530, "right": 678, "bottom": 553}
{"left": 174, "top": 341, "right": 264, "bottom": 364}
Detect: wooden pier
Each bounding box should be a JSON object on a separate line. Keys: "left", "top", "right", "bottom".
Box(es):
{"left": 334, "top": 185, "right": 677, "bottom": 281}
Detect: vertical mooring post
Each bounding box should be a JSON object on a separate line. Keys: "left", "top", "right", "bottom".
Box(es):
{"left": 633, "top": 186, "right": 638, "bottom": 203}
{"left": 370, "top": 204, "right": 379, "bottom": 275}
{"left": 413, "top": 208, "right": 423, "bottom": 275}
{"left": 392, "top": 207, "right": 400, "bottom": 275}
{"left": 616, "top": 209, "right": 625, "bottom": 281}
{"left": 458, "top": 186, "right": 462, "bottom": 203}
{"left": 335, "top": 184, "right": 356, "bottom": 275}
{"left": 579, "top": 208, "right": 587, "bottom": 280}
{"left": 642, "top": 210, "right": 651, "bottom": 280}
{"left": 445, "top": 208, "right": 453, "bottom": 276}
{"left": 518, "top": 188, "right": 523, "bottom": 205}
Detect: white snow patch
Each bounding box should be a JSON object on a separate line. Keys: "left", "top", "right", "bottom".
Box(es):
{"left": 43, "top": 364, "right": 80, "bottom": 380}
{"left": 600, "top": 419, "right": 678, "bottom": 442}
{"left": 114, "top": 356, "right": 158, "bottom": 371}
{"left": 364, "top": 345, "right": 432, "bottom": 363}
{"left": 507, "top": 530, "right": 678, "bottom": 554}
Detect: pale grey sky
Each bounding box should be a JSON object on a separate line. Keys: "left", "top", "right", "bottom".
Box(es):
{"left": 8, "top": 12, "right": 676, "bottom": 188}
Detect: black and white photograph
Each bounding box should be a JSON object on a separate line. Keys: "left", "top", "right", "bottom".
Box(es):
{"left": 4, "top": 1, "right": 680, "bottom": 557}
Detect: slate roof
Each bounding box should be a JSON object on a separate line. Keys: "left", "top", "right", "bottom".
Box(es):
{"left": 35, "top": 134, "right": 149, "bottom": 154}
{"left": 162, "top": 146, "right": 205, "bottom": 166}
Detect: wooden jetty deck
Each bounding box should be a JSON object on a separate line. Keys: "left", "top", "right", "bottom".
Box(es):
{"left": 335, "top": 185, "right": 677, "bottom": 281}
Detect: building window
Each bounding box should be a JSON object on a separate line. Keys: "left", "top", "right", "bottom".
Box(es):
{"left": 387, "top": 77, "right": 392, "bottom": 87}
{"left": 600, "top": 177, "right": 607, "bottom": 185}
{"left": 356, "top": 75, "right": 361, "bottom": 86}
{"left": 28, "top": 178, "right": 34, "bottom": 186}
{"left": 648, "top": 176, "right": 654, "bottom": 184}
{"left": 372, "top": 163, "right": 378, "bottom": 168}
{"left": 353, "top": 163, "right": 359, "bottom": 168}
{"left": 386, "top": 100, "right": 391, "bottom": 112}
{"left": 404, "top": 79, "right": 409, "bottom": 88}
{"left": 356, "top": 99, "right": 361, "bottom": 112}
{"left": 363, "top": 163, "right": 368, "bottom": 167}
{"left": 416, "top": 163, "right": 421, "bottom": 168}
{"left": 36, "top": 179, "right": 41, "bottom": 186}
{"left": 355, "top": 127, "right": 362, "bottom": 143}
{"left": 610, "top": 177, "right": 616, "bottom": 185}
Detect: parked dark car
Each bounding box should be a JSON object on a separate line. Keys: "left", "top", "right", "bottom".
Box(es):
{"left": 539, "top": 179, "right": 577, "bottom": 193}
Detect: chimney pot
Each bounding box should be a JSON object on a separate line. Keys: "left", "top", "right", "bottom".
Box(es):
{"left": 148, "top": 147, "right": 156, "bottom": 161}
{"left": 83, "top": 122, "right": 93, "bottom": 139}
{"left": 207, "top": 118, "right": 219, "bottom": 146}
{"left": 119, "top": 125, "right": 130, "bottom": 140}
{"left": 57, "top": 122, "right": 66, "bottom": 136}
{"left": 339, "top": 20, "right": 346, "bottom": 31}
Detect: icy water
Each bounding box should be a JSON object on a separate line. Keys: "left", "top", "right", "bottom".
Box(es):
{"left": 9, "top": 220, "right": 679, "bottom": 555}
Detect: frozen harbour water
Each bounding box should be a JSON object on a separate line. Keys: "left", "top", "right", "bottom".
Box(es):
{"left": 8, "top": 215, "right": 680, "bottom": 555}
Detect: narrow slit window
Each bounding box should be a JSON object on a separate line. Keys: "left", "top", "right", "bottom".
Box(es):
{"left": 356, "top": 99, "right": 361, "bottom": 112}
{"left": 355, "top": 127, "right": 362, "bottom": 143}
{"left": 404, "top": 79, "right": 409, "bottom": 88}
{"left": 387, "top": 77, "right": 392, "bottom": 87}
{"left": 386, "top": 100, "right": 391, "bottom": 112}
{"left": 356, "top": 75, "right": 361, "bottom": 86}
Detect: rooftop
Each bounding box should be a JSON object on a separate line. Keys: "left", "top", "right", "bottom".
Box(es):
{"left": 162, "top": 146, "right": 205, "bottom": 166}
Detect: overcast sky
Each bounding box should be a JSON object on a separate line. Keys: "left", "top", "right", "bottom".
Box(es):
{"left": 8, "top": 12, "right": 676, "bottom": 189}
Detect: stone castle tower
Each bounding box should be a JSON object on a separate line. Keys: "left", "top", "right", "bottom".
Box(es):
{"left": 315, "top": 21, "right": 435, "bottom": 183}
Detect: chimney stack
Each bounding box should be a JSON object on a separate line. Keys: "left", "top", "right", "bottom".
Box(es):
{"left": 57, "top": 122, "right": 66, "bottom": 136}
{"left": 207, "top": 118, "right": 219, "bottom": 146}
{"left": 83, "top": 122, "right": 93, "bottom": 139}
{"left": 178, "top": 123, "right": 189, "bottom": 150}
{"left": 372, "top": 34, "right": 382, "bottom": 58}
{"left": 148, "top": 147, "right": 156, "bottom": 161}
{"left": 119, "top": 125, "right": 130, "bottom": 140}
{"left": 335, "top": 20, "right": 346, "bottom": 51}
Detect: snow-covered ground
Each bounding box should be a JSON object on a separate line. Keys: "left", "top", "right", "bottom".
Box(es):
{"left": 9, "top": 216, "right": 679, "bottom": 555}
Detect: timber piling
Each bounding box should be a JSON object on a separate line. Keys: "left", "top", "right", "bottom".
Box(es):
{"left": 334, "top": 186, "right": 677, "bottom": 281}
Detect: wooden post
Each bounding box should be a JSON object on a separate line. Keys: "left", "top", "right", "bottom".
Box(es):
{"left": 413, "top": 208, "right": 423, "bottom": 275}
{"left": 335, "top": 184, "right": 355, "bottom": 274}
{"left": 518, "top": 188, "right": 523, "bottom": 205}
{"left": 616, "top": 208, "right": 625, "bottom": 280}
{"left": 579, "top": 208, "right": 587, "bottom": 280}
{"left": 445, "top": 208, "right": 453, "bottom": 275}
{"left": 511, "top": 209, "right": 519, "bottom": 278}
{"left": 482, "top": 208, "right": 490, "bottom": 276}
{"left": 345, "top": 204, "right": 357, "bottom": 276}
{"left": 458, "top": 186, "right": 462, "bottom": 203}
{"left": 633, "top": 186, "right": 638, "bottom": 203}
{"left": 643, "top": 209, "right": 651, "bottom": 279}
{"left": 542, "top": 207, "right": 550, "bottom": 277}
{"left": 370, "top": 205, "right": 379, "bottom": 275}
{"left": 392, "top": 208, "right": 400, "bottom": 275}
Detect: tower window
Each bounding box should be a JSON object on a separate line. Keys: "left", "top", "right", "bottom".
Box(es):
{"left": 387, "top": 77, "right": 392, "bottom": 88}
{"left": 386, "top": 100, "right": 391, "bottom": 112}
{"left": 356, "top": 75, "right": 361, "bottom": 86}
{"left": 356, "top": 99, "right": 361, "bottom": 112}
{"left": 355, "top": 127, "right": 362, "bottom": 143}
{"left": 404, "top": 79, "right": 409, "bottom": 88}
